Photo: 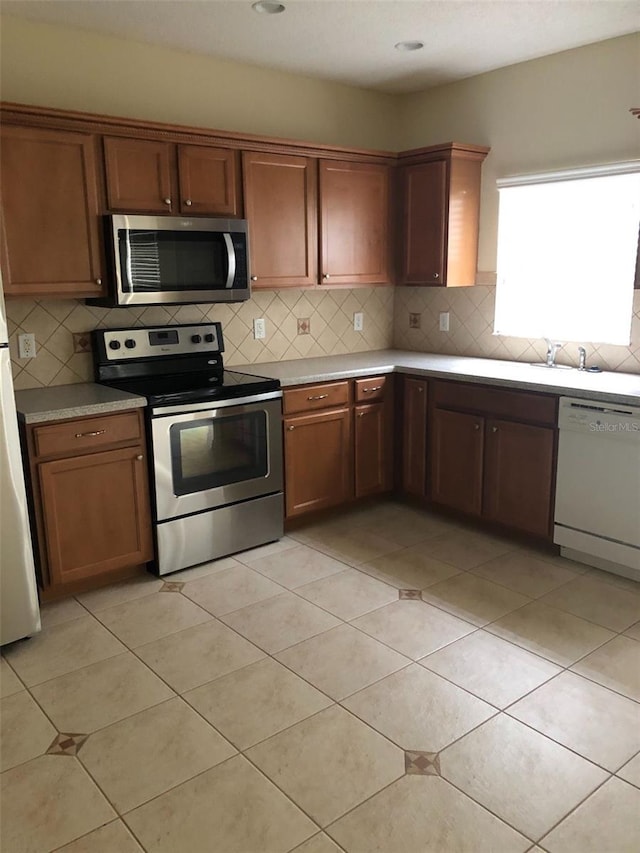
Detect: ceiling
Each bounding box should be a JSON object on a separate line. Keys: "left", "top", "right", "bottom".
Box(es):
{"left": 3, "top": 0, "right": 639, "bottom": 94}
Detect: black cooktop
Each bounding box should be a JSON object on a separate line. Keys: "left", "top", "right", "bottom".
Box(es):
{"left": 102, "top": 369, "right": 280, "bottom": 407}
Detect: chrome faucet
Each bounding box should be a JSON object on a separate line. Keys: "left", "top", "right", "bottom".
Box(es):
{"left": 544, "top": 338, "right": 563, "bottom": 367}
{"left": 577, "top": 346, "right": 587, "bottom": 371}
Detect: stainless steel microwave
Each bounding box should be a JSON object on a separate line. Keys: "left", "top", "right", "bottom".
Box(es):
{"left": 88, "top": 214, "right": 251, "bottom": 307}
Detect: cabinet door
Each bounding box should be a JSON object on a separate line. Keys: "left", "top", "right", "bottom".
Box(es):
{"left": 355, "top": 402, "right": 391, "bottom": 498}
{"left": 284, "top": 408, "right": 351, "bottom": 518}
{"left": 484, "top": 419, "right": 555, "bottom": 537}
{"left": 242, "top": 151, "right": 317, "bottom": 288}
{"left": 399, "top": 160, "right": 447, "bottom": 286}
{"left": 319, "top": 160, "right": 390, "bottom": 285}
{"left": 0, "top": 125, "right": 104, "bottom": 298}
{"left": 38, "top": 446, "right": 153, "bottom": 586}
{"left": 430, "top": 408, "right": 483, "bottom": 515}
{"left": 178, "top": 145, "right": 241, "bottom": 216}
{"left": 402, "top": 377, "right": 428, "bottom": 496}
{"left": 104, "top": 137, "right": 174, "bottom": 213}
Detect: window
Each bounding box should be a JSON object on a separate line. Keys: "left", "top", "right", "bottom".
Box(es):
{"left": 494, "top": 163, "right": 640, "bottom": 345}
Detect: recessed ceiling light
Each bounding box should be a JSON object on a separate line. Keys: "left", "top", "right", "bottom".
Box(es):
{"left": 394, "top": 41, "right": 424, "bottom": 52}
{"left": 252, "top": 1, "right": 286, "bottom": 13}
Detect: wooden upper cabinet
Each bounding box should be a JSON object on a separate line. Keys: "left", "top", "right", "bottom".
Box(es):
{"left": 242, "top": 151, "right": 317, "bottom": 288}
{"left": 177, "top": 144, "right": 241, "bottom": 216}
{"left": 400, "top": 160, "right": 447, "bottom": 285}
{"left": 319, "top": 160, "right": 391, "bottom": 285}
{"left": 398, "top": 144, "right": 489, "bottom": 287}
{"left": 104, "top": 137, "right": 241, "bottom": 216}
{"left": 104, "top": 137, "right": 174, "bottom": 213}
{"left": 0, "top": 125, "right": 104, "bottom": 298}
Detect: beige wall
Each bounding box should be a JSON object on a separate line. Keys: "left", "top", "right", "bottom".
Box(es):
{"left": 0, "top": 15, "right": 398, "bottom": 150}
{"left": 397, "top": 33, "right": 640, "bottom": 272}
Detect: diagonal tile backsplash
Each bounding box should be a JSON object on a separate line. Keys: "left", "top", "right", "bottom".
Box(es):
{"left": 6, "top": 288, "right": 395, "bottom": 390}
{"left": 393, "top": 281, "right": 640, "bottom": 375}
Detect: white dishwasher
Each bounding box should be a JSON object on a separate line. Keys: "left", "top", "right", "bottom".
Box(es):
{"left": 554, "top": 397, "right": 640, "bottom": 580}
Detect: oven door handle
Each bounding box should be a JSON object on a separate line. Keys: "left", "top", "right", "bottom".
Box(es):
{"left": 224, "top": 233, "right": 236, "bottom": 289}
{"left": 151, "top": 389, "right": 282, "bottom": 417}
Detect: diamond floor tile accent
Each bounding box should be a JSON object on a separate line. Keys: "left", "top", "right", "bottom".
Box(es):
{"left": 398, "top": 589, "right": 422, "bottom": 600}
{"left": 47, "top": 733, "right": 89, "bottom": 756}
{"left": 405, "top": 750, "right": 441, "bottom": 775}
{"left": 160, "top": 581, "right": 184, "bottom": 592}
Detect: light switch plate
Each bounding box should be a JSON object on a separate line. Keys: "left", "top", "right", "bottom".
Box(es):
{"left": 353, "top": 312, "right": 364, "bottom": 332}
{"left": 253, "top": 318, "right": 266, "bottom": 340}
{"left": 439, "top": 312, "right": 450, "bottom": 332}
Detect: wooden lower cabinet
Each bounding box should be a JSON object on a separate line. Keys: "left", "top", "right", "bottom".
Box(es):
{"left": 430, "top": 408, "right": 484, "bottom": 516}
{"left": 39, "top": 446, "right": 152, "bottom": 586}
{"left": 484, "top": 418, "right": 555, "bottom": 537}
{"left": 354, "top": 402, "right": 391, "bottom": 497}
{"left": 25, "top": 409, "right": 153, "bottom": 597}
{"left": 284, "top": 407, "right": 352, "bottom": 518}
{"left": 402, "top": 377, "right": 428, "bottom": 496}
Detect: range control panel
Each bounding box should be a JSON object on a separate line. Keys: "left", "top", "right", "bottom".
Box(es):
{"left": 95, "top": 323, "right": 224, "bottom": 361}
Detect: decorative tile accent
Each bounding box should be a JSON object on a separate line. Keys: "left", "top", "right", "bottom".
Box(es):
{"left": 297, "top": 317, "right": 311, "bottom": 335}
{"left": 160, "top": 581, "right": 185, "bottom": 593}
{"left": 409, "top": 313, "right": 421, "bottom": 329}
{"left": 47, "top": 732, "right": 89, "bottom": 756}
{"left": 405, "top": 750, "right": 441, "bottom": 776}
{"left": 399, "top": 589, "right": 422, "bottom": 600}
{"left": 72, "top": 332, "right": 92, "bottom": 353}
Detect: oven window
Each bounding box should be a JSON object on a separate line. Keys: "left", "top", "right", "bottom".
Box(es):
{"left": 119, "top": 230, "right": 230, "bottom": 292}
{"left": 169, "top": 411, "right": 268, "bottom": 495}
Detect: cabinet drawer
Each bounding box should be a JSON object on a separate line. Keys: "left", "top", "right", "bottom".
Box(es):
{"left": 432, "top": 380, "right": 556, "bottom": 426}
{"left": 33, "top": 411, "right": 142, "bottom": 458}
{"left": 283, "top": 381, "right": 350, "bottom": 414}
{"left": 354, "top": 375, "right": 388, "bottom": 403}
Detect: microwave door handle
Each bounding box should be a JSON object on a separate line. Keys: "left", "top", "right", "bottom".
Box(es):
{"left": 223, "top": 233, "right": 236, "bottom": 289}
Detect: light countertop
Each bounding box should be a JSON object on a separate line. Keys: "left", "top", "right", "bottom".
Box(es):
{"left": 15, "top": 383, "right": 146, "bottom": 424}
{"left": 233, "top": 350, "right": 640, "bottom": 406}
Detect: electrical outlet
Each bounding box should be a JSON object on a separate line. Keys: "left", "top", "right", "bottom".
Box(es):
{"left": 353, "top": 312, "right": 364, "bottom": 332}
{"left": 439, "top": 312, "right": 450, "bottom": 332}
{"left": 253, "top": 318, "right": 266, "bottom": 340}
{"left": 18, "top": 333, "right": 36, "bottom": 359}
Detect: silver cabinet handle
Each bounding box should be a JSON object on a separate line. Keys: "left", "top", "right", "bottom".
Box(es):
{"left": 95, "top": 278, "right": 102, "bottom": 285}
{"left": 287, "top": 425, "right": 295, "bottom": 431}
{"left": 473, "top": 424, "right": 480, "bottom": 431}
{"left": 307, "top": 394, "right": 329, "bottom": 401}
{"left": 184, "top": 199, "right": 192, "bottom": 206}
{"left": 323, "top": 274, "right": 330, "bottom": 280}
{"left": 136, "top": 454, "right": 144, "bottom": 460}
{"left": 491, "top": 426, "right": 498, "bottom": 433}
{"left": 75, "top": 429, "right": 105, "bottom": 438}
{"left": 251, "top": 276, "right": 258, "bottom": 281}
{"left": 163, "top": 198, "right": 171, "bottom": 205}
{"left": 362, "top": 386, "right": 382, "bottom": 393}
{"left": 418, "top": 386, "right": 423, "bottom": 392}
{"left": 433, "top": 272, "right": 440, "bottom": 280}
{"left": 357, "top": 412, "right": 366, "bottom": 417}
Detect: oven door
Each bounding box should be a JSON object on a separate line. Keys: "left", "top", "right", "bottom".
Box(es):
{"left": 150, "top": 393, "right": 282, "bottom": 521}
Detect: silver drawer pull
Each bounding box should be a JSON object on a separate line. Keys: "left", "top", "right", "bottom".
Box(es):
{"left": 307, "top": 394, "right": 329, "bottom": 401}
{"left": 136, "top": 454, "right": 144, "bottom": 460}
{"left": 75, "top": 429, "right": 106, "bottom": 438}
{"left": 287, "top": 425, "right": 295, "bottom": 431}
{"left": 362, "top": 386, "right": 382, "bottom": 393}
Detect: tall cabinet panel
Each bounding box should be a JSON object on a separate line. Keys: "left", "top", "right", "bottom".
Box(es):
{"left": 402, "top": 377, "right": 428, "bottom": 496}
{"left": 242, "top": 151, "right": 318, "bottom": 288}
{"left": 0, "top": 125, "right": 104, "bottom": 298}
{"left": 319, "top": 160, "right": 391, "bottom": 285}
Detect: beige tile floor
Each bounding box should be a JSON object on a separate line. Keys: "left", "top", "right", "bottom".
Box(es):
{"left": 2, "top": 500, "right": 640, "bottom": 853}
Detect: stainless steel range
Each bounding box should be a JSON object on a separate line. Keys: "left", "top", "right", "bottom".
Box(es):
{"left": 93, "top": 323, "right": 283, "bottom": 576}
